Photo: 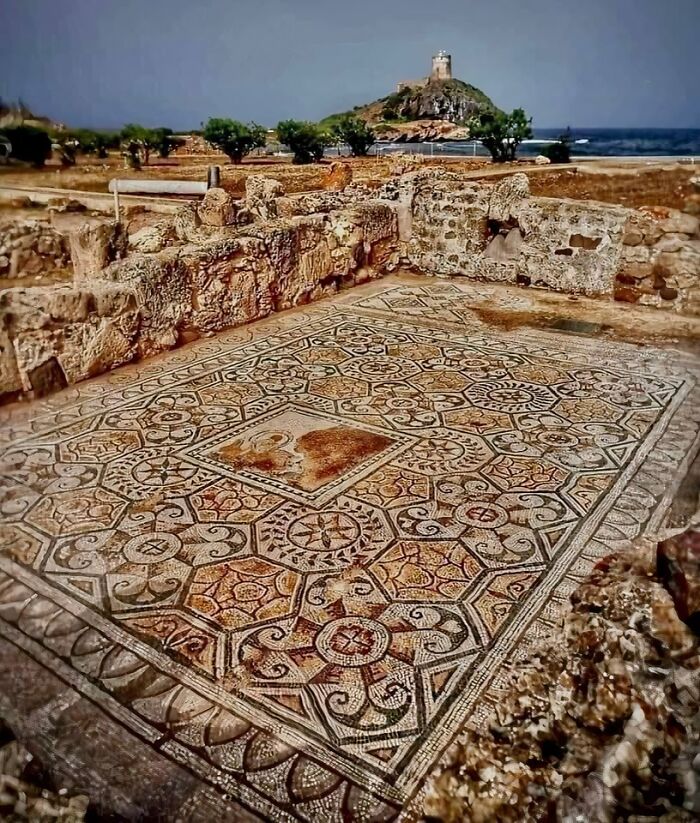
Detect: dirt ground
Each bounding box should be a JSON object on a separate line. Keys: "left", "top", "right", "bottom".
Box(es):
{"left": 526, "top": 164, "right": 697, "bottom": 210}
{"left": 1, "top": 151, "right": 695, "bottom": 208}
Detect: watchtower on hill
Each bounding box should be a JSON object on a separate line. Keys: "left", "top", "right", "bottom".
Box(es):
{"left": 430, "top": 50, "right": 452, "bottom": 81}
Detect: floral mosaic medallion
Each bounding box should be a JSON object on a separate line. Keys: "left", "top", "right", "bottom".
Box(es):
{"left": 1, "top": 278, "right": 699, "bottom": 823}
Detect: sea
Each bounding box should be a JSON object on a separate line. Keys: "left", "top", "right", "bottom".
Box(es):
{"left": 368, "top": 128, "right": 700, "bottom": 159}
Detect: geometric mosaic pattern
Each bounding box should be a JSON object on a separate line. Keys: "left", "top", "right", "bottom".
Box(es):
{"left": 1, "top": 278, "right": 698, "bottom": 822}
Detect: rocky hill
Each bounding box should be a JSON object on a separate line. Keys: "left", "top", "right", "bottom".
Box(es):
{"left": 373, "top": 78, "right": 500, "bottom": 124}
{"left": 323, "top": 77, "right": 501, "bottom": 143}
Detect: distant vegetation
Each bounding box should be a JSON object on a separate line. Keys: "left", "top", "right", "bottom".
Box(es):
{"left": 203, "top": 118, "right": 266, "bottom": 164}
{"left": 331, "top": 114, "right": 375, "bottom": 157}
{"left": 0, "top": 125, "right": 52, "bottom": 167}
{"left": 276, "top": 120, "right": 330, "bottom": 164}
{"left": 468, "top": 108, "right": 533, "bottom": 162}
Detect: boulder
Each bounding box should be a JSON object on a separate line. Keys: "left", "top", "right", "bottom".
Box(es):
{"left": 198, "top": 187, "right": 238, "bottom": 227}
{"left": 535, "top": 154, "right": 551, "bottom": 165}
{"left": 69, "top": 220, "right": 128, "bottom": 281}
{"left": 657, "top": 529, "right": 700, "bottom": 634}
{"left": 324, "top": 162, "right": 353, "bottom": 192}
{"left": 245, "top": 176, "right": 284, "bottom": 220}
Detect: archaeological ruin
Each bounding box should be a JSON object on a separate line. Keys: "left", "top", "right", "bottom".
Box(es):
{"left": 0, "top": 162, "right": 698, "bottom": 821}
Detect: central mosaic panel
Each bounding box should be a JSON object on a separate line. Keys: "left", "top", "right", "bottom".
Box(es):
{"left": 186, "top": 404, "right": 413, "bottom": 505}
{"left": 1, "top": 281, "right": 695, "bottom": 821}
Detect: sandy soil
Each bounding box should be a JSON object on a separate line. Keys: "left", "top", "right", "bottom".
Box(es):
{"left": 526, "top": 164, "right": 696, "bottom": 210}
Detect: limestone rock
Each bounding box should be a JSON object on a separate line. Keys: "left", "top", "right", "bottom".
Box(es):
{"left": 324, "top": 162, "right": 353, "bottom": 192}
{"left": 657, "top": 529, "right": 700, "bottom": 633}
{"left": 659, "top": 210, "right": 700, "bottom": 237}
{"left": 535, "top": 154, "right": 551, "bottom": 165}
{"left": 488, "top": 173, "right": 530, "bottom": 222}
{"left": 69, "top": 220, "right": 128, "bottom": 281}
{"left": 245, "top": 176, "right": 284, "bottom": 220}
{"left": 129, "top": 222, "right": 176, "bottom": 254}
{"left": 198, "top": 187, "right": 239, "bottom": 227}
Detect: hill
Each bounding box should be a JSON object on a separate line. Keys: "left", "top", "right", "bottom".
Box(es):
{"left": 322, "top": 76, "right": 501, "bottom": 143}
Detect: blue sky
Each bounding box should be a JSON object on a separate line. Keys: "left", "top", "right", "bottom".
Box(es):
{"left": 2, "top": 0, "right": 698, "bottom": 129}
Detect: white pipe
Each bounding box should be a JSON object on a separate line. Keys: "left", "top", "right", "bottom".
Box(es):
{"left": 108, "top": 179, "right": 208, "bottom": 195}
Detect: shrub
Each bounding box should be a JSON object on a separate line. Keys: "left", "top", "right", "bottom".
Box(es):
{"left": 203, "top": 118, "right": 266, "bottom": 164}
{"left": 468, "top": 108, "right": 533, "bottom": 163}
{"left": 331, "top": 114, "right": 375, "bottom": 157}
{"left": 542, "top": 128, "right": 572, "bottom": 164}
{"left": 276, "top": 120, "right": 328, "bottom": 164}
{"left": 1, "top": 125, "right": 52, "bottom": 167}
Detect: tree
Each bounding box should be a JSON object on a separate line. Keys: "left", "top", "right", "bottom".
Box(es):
{"left": 331, "top": 114, "right": 375, "bottom": 157}
{"left": 0, "top": 125, "right": 52, "bottom": 167}
{"left": 120, "top": 123, "right": 159, "bottom": 165}
{"left": 468, "top": 108, "right": 533, "bottom": 163}
{"left": 541, "top": 128, "right": 572, "bottom": 164}
{"left": 203, "top": 118, "right": 266, "bottom": 164}
{"left": 276, "top": 120, "right": 328, "bottom": 164}
{"left": 153, "top": 127, "right": 177, "bottom": 159}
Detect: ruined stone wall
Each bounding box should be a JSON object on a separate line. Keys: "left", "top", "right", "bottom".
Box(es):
{"left": 384, "top": 169, "right": 699, "bottom": 307}
{"left": 616, "top": 207, "right": 700, "bottom": 313}
{"left": 0, "top": 189, "right": 398, "bottom": 402}
{"left": 396, "top": 171, "right": 630, "bottom": 296}
{"left": 1, "top": 168, "right": 698, "bottom": 404}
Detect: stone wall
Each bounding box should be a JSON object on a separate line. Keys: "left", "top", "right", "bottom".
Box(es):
{"left": 1, "top": 168, "right": 698, "bottom": 403}
{"left": 0, "top": 185, "right": 398, "bottom": 401}
{"left": 616, "top": 207, "right": 700, "bottom": 313}
{"left": 388, "top": 171, "right": 631, "bottom": 296}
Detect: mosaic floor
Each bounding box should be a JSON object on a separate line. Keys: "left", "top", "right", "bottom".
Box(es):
{"left": 1, "top": 277, "right": 699, "bottom": 821}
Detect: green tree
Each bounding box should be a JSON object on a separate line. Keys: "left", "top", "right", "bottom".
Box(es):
{"left": 541, "top": 128, "right": 572, "bottom": 164}
{"left": 331, "top": 114, "right": 375, "bottom": 157}
{"left": 276, "top": 120, "right": 328, "bottom": 164}
{"left": 203, "top": 118, "right": 266, "bottom": 164}
{"left": 120, "top": 123, "right": 159, "bottom": 165}
{"left": 0, "top": 125, "right": 52, "bottom": 167}
{"left": 468, "top": 108, "right": 533, "bottom": 163}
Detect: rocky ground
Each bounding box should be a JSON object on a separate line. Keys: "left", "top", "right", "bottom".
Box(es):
{"left": 2, "top": 152, "right": 695, "bottom": 208}
{"left": 0, "top": 719, "right": 88, "bottom": 822}
{"left": 423, "top": 526, "right": 700, "bottom": 822}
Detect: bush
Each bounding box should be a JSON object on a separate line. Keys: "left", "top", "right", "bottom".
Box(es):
{"left": 331, "top": 114, "right": 375, "bottom": 157}
{"left": 1, "top": 125, "right": 52, "bottom": 167}
{"left": 541, "top": 128, "right": 572, "bottom": 164}
{"left": 203, "top": 118, "right": 266, "bottom": 164}
{"left": 468, "top": 108, "right": 533, "bottom": 163}
{"left": 276, "top": 120, "right": 328, "bottom": 164}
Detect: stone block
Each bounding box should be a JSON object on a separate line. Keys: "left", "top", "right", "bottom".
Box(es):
{"left": 245, "top": 175, "right": 285, "bottom": 220}
{"left": 198, "top": 188, "right": 239, "bottom": 227}
{"left": 69, "top": 220, "right": 128, "bottom": 281}
{"left": 325, "top": 161, "right": 353, "bottom": 192}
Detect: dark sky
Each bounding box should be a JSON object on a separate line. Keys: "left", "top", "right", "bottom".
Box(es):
{"left": 2, "top": 0, "right": 698, "bottom": 130}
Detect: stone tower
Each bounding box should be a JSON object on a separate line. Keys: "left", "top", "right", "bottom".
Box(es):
{"left": 431, "top": 50, "right": 452, "bottom": 81}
